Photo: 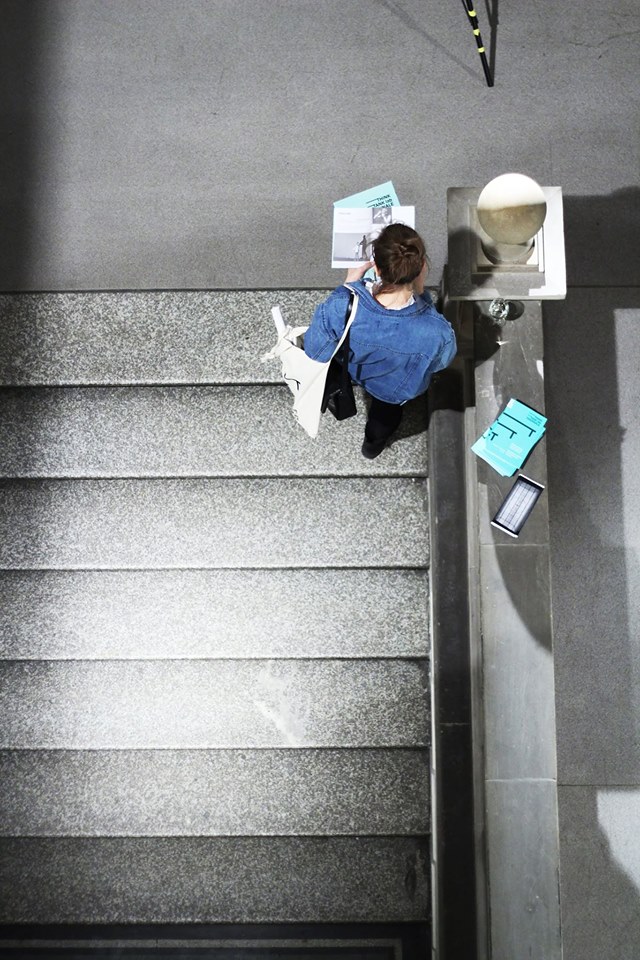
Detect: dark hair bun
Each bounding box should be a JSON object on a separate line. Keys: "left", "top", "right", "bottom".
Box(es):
{"left": 372, "top": 224, "right": 427, "bottom": 286}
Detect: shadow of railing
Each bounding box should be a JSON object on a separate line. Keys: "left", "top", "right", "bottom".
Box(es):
{"left": 0, "top": 2, "right": 40, "bottom": 291}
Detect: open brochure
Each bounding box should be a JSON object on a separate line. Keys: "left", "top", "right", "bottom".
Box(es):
{"left": 331, "top": 205, "right": 416, "bottom": 268}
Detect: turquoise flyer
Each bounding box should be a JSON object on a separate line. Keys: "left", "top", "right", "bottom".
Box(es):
{"left": 472, "top": 399, "right": 547, "bottom": 476}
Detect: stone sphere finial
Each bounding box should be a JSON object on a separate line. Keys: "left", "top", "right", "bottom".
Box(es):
{"left": 477, "top": 173, "right": 547, "bottom": 264}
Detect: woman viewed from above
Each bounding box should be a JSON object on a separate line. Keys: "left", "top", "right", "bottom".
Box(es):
{"left": 304, "top": 223, "right": 457, "bottom": 459}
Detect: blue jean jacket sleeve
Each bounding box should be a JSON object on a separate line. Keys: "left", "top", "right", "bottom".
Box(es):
{"left": 435, "top": 323, "right": 457, "bottom": 371}
{"left": 413, "top": 322, "right": 458, "bottom": 397}
{"left": 303, "top": 298, "right": 341, "bottom": 362}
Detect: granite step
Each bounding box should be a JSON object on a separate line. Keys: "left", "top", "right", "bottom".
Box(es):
{"left": 0, "top": 659, "right": 429, "bottom": 749}
{"left": 0, "top": 290, "right": 433, "bottom": 929}
{"left": 0, "top": 568, "right": 429, "bottom": 660}
{"left": 0, "top": 836, "right": 430, "bottom": 923}
{"left": 0, "top": 477, "right": 429, "bottom": 568}
{"left": 0, "top": 385, "right": 427, "bottom": 478}
{"left": 0, "top": 748, "right": 429, "bottom": 836}
{"left": 0, "top": 291, "right": 327, "bottom": 386}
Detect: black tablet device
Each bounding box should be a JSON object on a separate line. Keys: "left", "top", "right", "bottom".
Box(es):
{"left": 491, "top": 474, "right": 545, "bottom": 538}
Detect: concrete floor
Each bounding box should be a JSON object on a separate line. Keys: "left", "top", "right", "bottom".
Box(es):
{"left": 0, "top": 0, "right": 637, "bottom": 291}
{"left": 0, "top": 0, "right": 638, "bottom": 956}
{"left": 544, "top": 289, "right": 640, "bottom": 959}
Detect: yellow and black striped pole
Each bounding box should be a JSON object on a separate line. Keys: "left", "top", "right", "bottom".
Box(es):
{"left": 462, "top": 0, "right": 494, "bottom": 87}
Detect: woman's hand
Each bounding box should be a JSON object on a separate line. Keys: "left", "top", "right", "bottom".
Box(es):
{"left": 345, "top": 261, "right": 373, "bottom": 283}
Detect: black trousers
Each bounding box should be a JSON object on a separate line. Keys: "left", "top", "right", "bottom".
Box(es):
{"left": 365, "top": 395, "right": 403, "bottom": 444}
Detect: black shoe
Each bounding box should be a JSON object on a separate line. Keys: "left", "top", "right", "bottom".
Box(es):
{"left": 362, "top": 437, "right": 387, "bottom": 459}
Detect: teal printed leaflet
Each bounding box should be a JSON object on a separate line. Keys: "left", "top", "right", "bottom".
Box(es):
{"left": 471, "top": 399, "right": 547, "bottom": 476}
{"left": 334, "top": 181, "right": 400, "bottom": 208}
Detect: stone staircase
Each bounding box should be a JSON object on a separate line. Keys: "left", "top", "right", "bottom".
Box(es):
{"left": 0, "top": 291, "right": 431, "bottom": 939}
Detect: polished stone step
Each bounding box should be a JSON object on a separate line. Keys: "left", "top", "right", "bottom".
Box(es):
{"left": 0, "top": 477, "right": 429, "bottom": 568}
{"left": 0, "top": 288, "right": 433, "bottom": 932}
{"left": 0, "top": 568, "right": 429, "bottom": 660}
{"left": 0, "top": 659, "right": 429, "bottom": 749}
{"left": 0, "top": 748, "right": 429, "bottom": 836}
{"left": 0, "top": 291, "right": 327, "bottom": 386}
{"left": 0, "top": 836, "right": 429, "bottom": 923}
{"left": 0, "top": 385, "right": 427, "bottom": 478}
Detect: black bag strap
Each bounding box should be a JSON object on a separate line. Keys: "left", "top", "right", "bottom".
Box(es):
{"left": 338, "top": 291, "right": 356, "bottom": 391}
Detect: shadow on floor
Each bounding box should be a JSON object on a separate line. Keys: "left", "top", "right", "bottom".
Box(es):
{"left": 558, "top": 786, "right": 640, "bottom": 959}
{"left": 374, "top": 0, "right": 481, "bottom": 82}
{"left": 0, "top": 1, "right": 40, "bottom": 290}
{"left": 543, "top": 219, "right": 640, "bottom": 779}
{"left": 483, "top": 0, "right": 499, "bottom": 81}
{"left": 545, "top": 192, "right": 640, "bottom": 957}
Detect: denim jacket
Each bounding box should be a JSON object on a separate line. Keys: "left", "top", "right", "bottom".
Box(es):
{"left": 303, "top": 280, "right": 457, "bottom": 404}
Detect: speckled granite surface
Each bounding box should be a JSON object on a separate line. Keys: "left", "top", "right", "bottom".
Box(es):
{"left": 0, "top": 291, "right": 327, "bottom": 385}
{"left": 0, "top": 659, "right": 429, "bottom": 749}
{"left": 0, "top": 568, "right": 429, "bottom": 660}
{"left": 0, "top": 385, "right": 428, "bottom": 477}
{"left": 0, "top": 836, "right": 429, "bottom": 923}
{"left": 0, "top": 0, "right": 634, "bottom": 938}
{"left": 0, "top": 748, "right": 429, "bottom": 835}
{"left": 0, "top": 477, "right": 429, "bottom": 568}
{"left": 0, "top": 287, "right": 432, "bottom": 923}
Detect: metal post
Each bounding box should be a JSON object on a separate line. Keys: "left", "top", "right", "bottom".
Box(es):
{"left": 461, "top": 0, "right": 494, "bottom": 87}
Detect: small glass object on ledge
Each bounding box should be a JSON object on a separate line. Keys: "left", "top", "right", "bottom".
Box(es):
{"left": 488, "top": 297, "right": 510, "bottom": 325}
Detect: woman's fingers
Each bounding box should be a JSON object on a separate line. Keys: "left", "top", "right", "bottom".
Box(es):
{"left": 345, "top": 261, "right": 373, "bottom": 282}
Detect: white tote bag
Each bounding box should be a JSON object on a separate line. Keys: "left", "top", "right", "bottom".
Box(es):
{"left": 261, "top": 286, "right": 359, "bottom": 439}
